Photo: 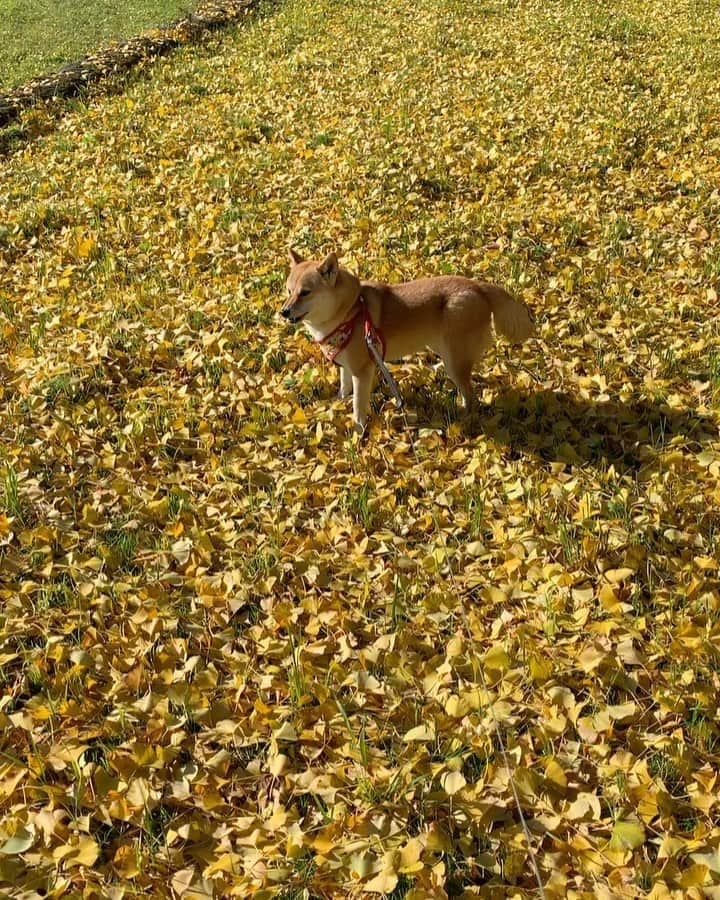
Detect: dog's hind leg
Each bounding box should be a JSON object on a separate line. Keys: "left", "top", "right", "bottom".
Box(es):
{"left": 442, "top": 356, "right": 475, "bottom": 414}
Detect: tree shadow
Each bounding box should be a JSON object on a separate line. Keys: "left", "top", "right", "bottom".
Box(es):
{"left": 463, "top": 388, "right": 718, "bottom": 471}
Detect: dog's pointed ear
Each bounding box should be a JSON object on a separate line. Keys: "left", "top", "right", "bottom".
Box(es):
{"left": 288, "top": 248, "right": 304, "bottom": 267}
{"left": 318, "top": 252, "right": 339, "bottom": 286}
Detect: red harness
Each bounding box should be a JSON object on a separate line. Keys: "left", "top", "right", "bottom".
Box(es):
{"left": 317, "top": 296, "right": 386, "bottom": 366}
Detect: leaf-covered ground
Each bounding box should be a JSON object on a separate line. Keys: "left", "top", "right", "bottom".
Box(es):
{"left": 1, "top": 0, "right": 720, "bottom": 896}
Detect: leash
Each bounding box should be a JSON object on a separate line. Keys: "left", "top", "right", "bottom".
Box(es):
{"left": 389, "top": 383, "right": 547, "bottom": 898}
{"left": 316, "top": 293, "right": 405, "bottom": 409}
{"left": 365, "top": 331, "right": 404, "bottom": 409}
{"left": 314, "top": 279, "right": 548, "bottom": 888}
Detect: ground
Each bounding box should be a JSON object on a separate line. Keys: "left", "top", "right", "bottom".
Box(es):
{"left": 0, "top": 0, "right": 719, "bottom": 896}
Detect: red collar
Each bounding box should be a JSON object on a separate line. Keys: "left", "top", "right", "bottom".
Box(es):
{"left": 317, "top": 295, "right": 386, "bottom": 365}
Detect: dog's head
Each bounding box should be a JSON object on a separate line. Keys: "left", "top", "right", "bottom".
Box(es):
{"left": 282, "top": 249, "right": 341, "bottom": 326}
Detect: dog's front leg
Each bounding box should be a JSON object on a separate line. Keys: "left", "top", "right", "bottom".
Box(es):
{"left": 339, "top": 365, "right": 352, "bottom": 400}
{"left": 351, "top": 367, "right": 375, "bottom": 434}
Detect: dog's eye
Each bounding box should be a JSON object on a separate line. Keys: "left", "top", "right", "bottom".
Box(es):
{"left": 298, "top": 289, "right": 310, "bottom": 298}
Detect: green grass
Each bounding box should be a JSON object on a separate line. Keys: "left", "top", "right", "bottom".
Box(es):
{"left": 0, "top": 0, "right": 192, "bottom": 91}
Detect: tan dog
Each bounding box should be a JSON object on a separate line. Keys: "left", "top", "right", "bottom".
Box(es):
{"left": 282, "top": 249, "right": 535, "bottom": 431}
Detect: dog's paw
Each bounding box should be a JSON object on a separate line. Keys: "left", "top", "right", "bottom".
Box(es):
{"left": 351, "top": 420, "right": 369, "bottom": 443}
{"left": 461, "top": 409, "right": 484, "bottom": 437}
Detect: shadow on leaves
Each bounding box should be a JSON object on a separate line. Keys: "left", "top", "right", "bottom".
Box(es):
{"left": 465, "top": 388, "right": 718, "bottom": 471}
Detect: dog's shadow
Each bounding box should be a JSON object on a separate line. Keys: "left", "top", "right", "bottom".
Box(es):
{"left": 402, "top": 385, "right": 718, "bottom": 471}
{"left": 473, "top": 388, "right": 718, "bottom": 469}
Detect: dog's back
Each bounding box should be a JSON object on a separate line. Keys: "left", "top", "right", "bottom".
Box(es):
{"left": 362, "top": 276, "right": 532, "bottom": 356}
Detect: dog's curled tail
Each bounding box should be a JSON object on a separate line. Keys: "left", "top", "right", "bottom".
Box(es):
{"left": 487, "top": 286, "right": 535, "bottom": 344}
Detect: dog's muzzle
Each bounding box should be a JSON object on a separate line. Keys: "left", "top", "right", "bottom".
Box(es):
{"left": 281, "top": 306, "right": 305, "bottom": 322}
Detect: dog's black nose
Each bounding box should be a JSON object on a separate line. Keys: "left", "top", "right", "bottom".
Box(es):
{"left": 280, "top": 307, "right": 291, "bottom": 319}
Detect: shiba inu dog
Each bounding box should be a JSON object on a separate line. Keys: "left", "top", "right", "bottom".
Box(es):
{"left": 282, "top": 249, "right": 535, "bottom": 432}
